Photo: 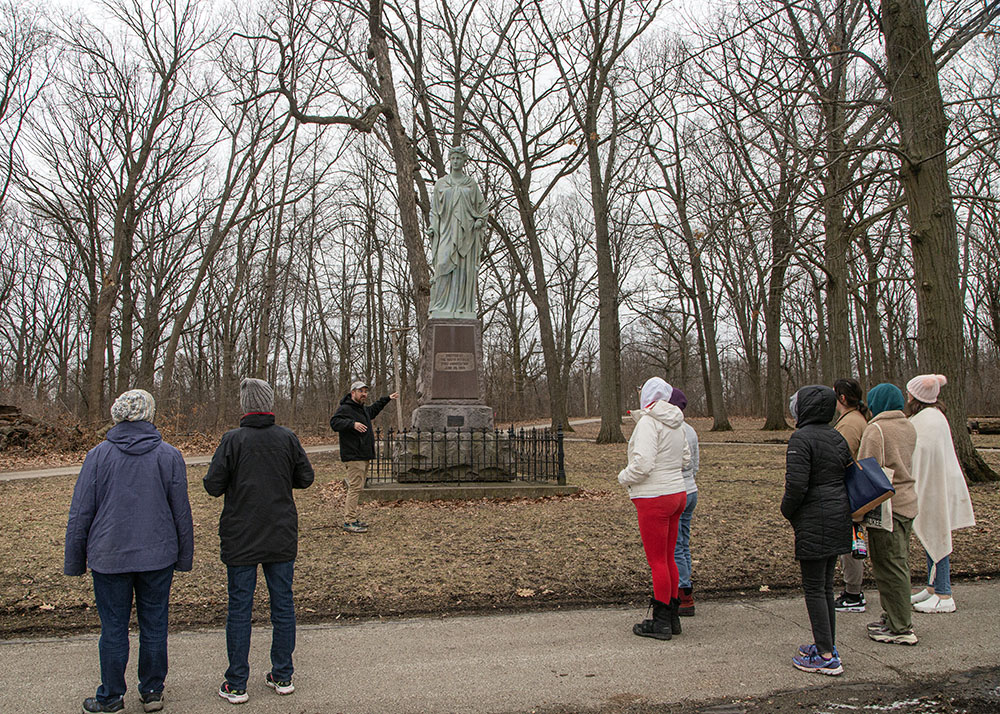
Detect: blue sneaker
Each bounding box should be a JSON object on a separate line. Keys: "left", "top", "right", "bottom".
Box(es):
{"left": 797, "top": 643, "right": 840, "bottom": 658}
{"left": 793, "top": 650, "right": 843, "bottom": 676}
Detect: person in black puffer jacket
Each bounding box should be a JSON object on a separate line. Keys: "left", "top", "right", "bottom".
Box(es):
{"left": 781, "top": 384, "right": 853, "bottom": 677}
{"left": 204, "top": 378, "right": 314, "bottom": 703}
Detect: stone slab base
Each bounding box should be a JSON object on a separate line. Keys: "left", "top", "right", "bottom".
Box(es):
{"left": 360, "top": 482, "right": 579, "bottom": 503}
{"left": 411, "top": 404, "right": 495, "bottom": 431}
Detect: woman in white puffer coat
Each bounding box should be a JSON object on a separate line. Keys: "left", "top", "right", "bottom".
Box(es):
{"left": 619, "top": 377, "right": 691, "bottom": 640}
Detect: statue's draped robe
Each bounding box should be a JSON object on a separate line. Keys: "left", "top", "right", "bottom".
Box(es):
{"left": 428, "top": 172, "right": 487, "bottom": 319}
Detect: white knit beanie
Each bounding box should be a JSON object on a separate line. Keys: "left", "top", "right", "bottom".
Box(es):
{"left": 240, "top": 378, "right": 274, "bottom": 413}
{"left": 110, "top": 389, "right": 156, "bottom": 424}
{"left": 906, "top": 374, "right": 947, "bottom": 404}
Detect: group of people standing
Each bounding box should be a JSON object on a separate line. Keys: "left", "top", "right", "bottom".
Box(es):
{"left": 64, "top": 377, "right": 396, "bottom": 713}
{"left": 617, "top": 373, "right": 977, "bottom": 678}
{"left": 62, "top": 370, "right": 978, "bottom": 711}
{"left": 781, "top": 374, "right": 976, "bottom": 677}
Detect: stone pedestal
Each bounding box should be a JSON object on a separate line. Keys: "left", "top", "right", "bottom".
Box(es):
{"left": 411, "top": 318, "right": 494, "bottom": 432}
{"left": 393, "top": 430, "right": 514, "bottom": 483}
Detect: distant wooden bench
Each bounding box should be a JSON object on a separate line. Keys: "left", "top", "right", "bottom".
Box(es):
{"left": 968, "top": 418, "right": 1000, "bottom": 435}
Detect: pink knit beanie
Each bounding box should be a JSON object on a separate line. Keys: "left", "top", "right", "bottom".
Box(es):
{"left": 906, "top": 374, "right": 947, "bottom": 404}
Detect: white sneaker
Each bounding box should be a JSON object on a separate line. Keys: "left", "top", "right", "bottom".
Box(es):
{"left": 913, "top": 594, "right": 956, "bottom": 613}
{"left": 910, "top": 589, "right": 933, "bottom": 605}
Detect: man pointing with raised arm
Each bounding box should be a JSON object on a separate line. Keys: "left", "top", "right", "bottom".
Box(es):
{"left": 330, "top": 380, "right": 398, "bottom": 533}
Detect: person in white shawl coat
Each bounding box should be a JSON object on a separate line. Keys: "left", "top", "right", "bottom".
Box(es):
{"left": 905, "top": 374, "right": 976, "bottom": 614}
{"left": 619, "top": 377, "right": 691, "bottom": 640}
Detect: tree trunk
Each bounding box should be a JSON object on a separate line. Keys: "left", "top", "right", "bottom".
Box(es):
{"left": 592, "top": 174, "right": 624, "bottom": 443}
{"left": 882, "top": 0, "right": 997, "bottom": 481}
{"left": 763, "top": 197, "right": 792, "bottom": 431}
{"left": 367, "top": 4, "right": 431, "bottom": 328}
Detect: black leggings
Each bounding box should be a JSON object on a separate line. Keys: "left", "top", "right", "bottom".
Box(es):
{"left": 799, "top": 555, "right": 838, "bottom": 655}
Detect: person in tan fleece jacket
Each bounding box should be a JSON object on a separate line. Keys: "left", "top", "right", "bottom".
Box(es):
{"left": 857, "top": 383, "right": 918, "bottom": 645}
{"left": 832, "top": 378, "right": 869, "bottom": 612}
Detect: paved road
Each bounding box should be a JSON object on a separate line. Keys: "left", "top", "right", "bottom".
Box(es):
{"left": 0, "top": 582, "right": 996, "bottom": 714}
{"left": 0, "top": 444, "right": 342, "bottom": 482}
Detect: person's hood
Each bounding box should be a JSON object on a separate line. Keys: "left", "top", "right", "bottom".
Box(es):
{"left": 106, "top": 420, "right": 162, "bottom": 455}
{"left": 792, "top": 384, "right": 837, "bottom": 427}
{"left": 639, "top": 377, "right": 672, "bottom": 409}
{"left": 631, "top": 400, "right": 685, "bottom": 429}
{"left": 868, "top": 383, "right": 904, "bottom": 417}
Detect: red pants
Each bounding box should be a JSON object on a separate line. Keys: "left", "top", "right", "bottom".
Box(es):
{"left": 633, "top": 493, "right": 687, "bottom": 603}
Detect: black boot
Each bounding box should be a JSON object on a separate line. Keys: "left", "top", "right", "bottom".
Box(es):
{"left": 669, "top": 597, "right": 683, "bottom": 635}
{"left": 633, "top": 598, "right": 672, "bottom": 640}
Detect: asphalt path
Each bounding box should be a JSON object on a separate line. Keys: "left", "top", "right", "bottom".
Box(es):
{"left": 0, "top": 582, "right": 996, "bottom": 713}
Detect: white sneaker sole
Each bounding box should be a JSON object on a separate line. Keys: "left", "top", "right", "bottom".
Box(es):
{"left": 266, "top": 679, "right": 295, "bottom": 695}
{"left": 793, "top": 661, "right": 843, "bottom": 676}
{"left": 218, "top": 689, "right": 249, "bottom": 705}
{"left": 835, "top": 604, "right": 866, "bottom": 613}
{"left": 914, "top": 603, "right": 956, "bottom": 613}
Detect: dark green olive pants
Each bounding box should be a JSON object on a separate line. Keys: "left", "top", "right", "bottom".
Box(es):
{"left": 868, "top": 514, "right": 914, "bottom": 633}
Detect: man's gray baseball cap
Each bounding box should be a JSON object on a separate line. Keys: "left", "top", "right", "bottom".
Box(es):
{"left": 350, "top": 380, "right": 369, "bottom": 391}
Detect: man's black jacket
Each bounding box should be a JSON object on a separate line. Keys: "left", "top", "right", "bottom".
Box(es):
{"left": 203, "top": 413, "right": 314, "bottom": 566}
{"left": 781, "top": 385, "right": 853, "bottom": 560}
{"left": 329, "top": 393, "right": 391, "bottom": 461}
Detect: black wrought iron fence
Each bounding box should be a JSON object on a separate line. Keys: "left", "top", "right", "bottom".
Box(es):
{"left": 368, "top": 425, "right": 565, "bottom": 485}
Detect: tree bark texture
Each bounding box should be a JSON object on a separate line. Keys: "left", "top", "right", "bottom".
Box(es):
{"left": 882, "top": 0, "right": 997, "bottom": 481}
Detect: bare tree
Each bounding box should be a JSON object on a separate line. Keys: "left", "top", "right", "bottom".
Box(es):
{"left": 881, "top": 0, "right": 998, "bottom": 481}
{"left": 532, "top": 0, "right": 663, "bottom": 443}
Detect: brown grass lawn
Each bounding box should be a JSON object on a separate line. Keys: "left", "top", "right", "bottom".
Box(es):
{"left": 2, "top": 420, "right": 998, "bottom": 638}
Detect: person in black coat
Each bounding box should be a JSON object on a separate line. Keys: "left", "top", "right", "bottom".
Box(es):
{"left": 329, "top": 380, "right": 397, "bottom": 533}
{"left": 204, "top": 378, "right": 314, "bottom": 704}
{"left": 781, "top": 384, "right": 853, "bottom": 677}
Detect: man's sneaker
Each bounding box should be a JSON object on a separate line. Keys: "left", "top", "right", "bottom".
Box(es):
{"left": 265, "top": 672, "right": 295, "bottom": 695}
{"left": 218, "top": 682, "right": 249, "bottom": 705}
{"left": 834, "top": 591, "right": 866, "bottom": 612}
{"left": 913, "top": 594, "right": 956, "bottom": 613}
{"left": 342, "top": 520, "right": 368, "bottom": 533}
{"left": 911, "top": 588, "right": 934, "bottom": 604}
{"left": 141, "top": 691, "right": 164, "bottom": 712}
{"left": 82, "top": 698, "right": 125, "bottom": 713}
{"left": 792, "top": 651, "right": 843, "bottom": 676}
{"left": 868, "top": 624, "right": 918, "bottom": 645}
{"left": 797, "top": 643, "right": 839, "bottom": 658}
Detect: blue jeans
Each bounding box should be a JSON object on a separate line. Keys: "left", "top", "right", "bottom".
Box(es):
{"left": 674, "top": 491, "right": 698, "bottom": 590}
{"left": 925, "top": 551, "right": 952, "bottom": 595}
{"left": 225, "top": 561, "right": 296, "bottom": 689}
{"left": 91, "top": 566, "right": 174, "bottom": 704}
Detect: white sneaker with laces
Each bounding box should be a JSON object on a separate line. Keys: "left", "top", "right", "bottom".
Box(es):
{"left": 913, "top": 594, "right": 956, "bottom": 613}
{"left": 910, "top": 589, "right": 933, "bottom": 605}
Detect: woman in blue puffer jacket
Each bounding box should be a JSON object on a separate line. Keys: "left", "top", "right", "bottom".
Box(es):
{"left": 65, "top": 390, "right": 193, "bottom": 714}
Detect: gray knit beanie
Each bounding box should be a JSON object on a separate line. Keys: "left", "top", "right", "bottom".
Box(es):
{"left": 110, "top": 389, "right": 156, "bottom": 424}
{"left": 240, "top": 378, "right": 274, "bottom": 413}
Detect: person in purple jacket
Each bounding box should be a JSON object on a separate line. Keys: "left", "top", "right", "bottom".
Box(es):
{"left": 65, "top": 389, "right": 194, "bottom": 714}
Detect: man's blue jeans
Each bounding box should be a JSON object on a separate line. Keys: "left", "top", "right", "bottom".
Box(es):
{"left": 225, "top": 561, "right": 296, "bottom": 689}
{"left": 91, "top": 566, "right": 175, "bottom": 704}
{"left": 674, "top": 491, "right": 698, "bottom": 590}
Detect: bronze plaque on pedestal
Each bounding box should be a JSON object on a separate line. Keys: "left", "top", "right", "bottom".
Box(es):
{"left": 431, "top": 324, "right": 479, "bottom": 399}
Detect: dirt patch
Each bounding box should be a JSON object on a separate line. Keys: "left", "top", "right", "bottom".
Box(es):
{"left": 2, "top": 442, "right": 999, "bottom": 639}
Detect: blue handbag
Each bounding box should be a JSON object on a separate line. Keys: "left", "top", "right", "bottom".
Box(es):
{"left": 844, "top": 457, "right": 895, "bottom": 519}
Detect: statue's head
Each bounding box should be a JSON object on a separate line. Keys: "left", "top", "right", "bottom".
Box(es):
{"left": 448, "top": 146, "right": 469, "bottom": 171}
